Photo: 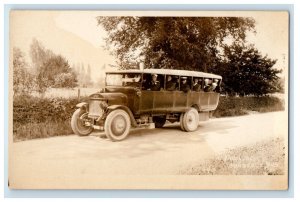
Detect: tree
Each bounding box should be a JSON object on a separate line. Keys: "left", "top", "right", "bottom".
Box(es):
{"left": 97, "top": 17, "right": 255, "bottom": 71}
{"left": 98, "top": 17, "right": 283, "bottom": 96}
{"left": 29, "top": 39, "right": 77, "bottom": 91}
{"left": 13, "top": 47, "right": 34, "bottom": 96}
{"left": 30, "top": 38, "right": 54, "bottom": 73}
{"left": 216, "top": 44, "right": 281, "bottom": 96}
{"left": 53, "top": 72, "right": 77, "bottom": 88}
{"left": 37, "top": 54, "right": 77, "bottom": 89}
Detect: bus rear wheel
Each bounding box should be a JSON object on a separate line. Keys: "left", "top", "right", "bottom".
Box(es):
{"left": 182, "top": 108, "right": 199, "bottom": 132}
{"left": 180, "top": 113, "right": 186, "bottom": 131}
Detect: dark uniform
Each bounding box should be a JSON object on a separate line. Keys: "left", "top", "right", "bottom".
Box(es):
{"left": 149, "top": 80, "right": 161, "bottom": 91}
{"left": 166, "top": 80, "right": 176, "bottom": 91}
{"left": 204, "top": 85, "right": 212, "bottom": 92}
{"left": 192, "top": 83, "right": 201, "bottom": 91}
{"left": 180, "top": 83, "right": 191, "bottom": 92}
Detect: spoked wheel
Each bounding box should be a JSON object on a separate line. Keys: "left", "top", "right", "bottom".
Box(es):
{"left": 71, "top": 109, "right": 93, "bottom": 136}
{"left": 104, "top": 109, "right": 131, "bottom": 141}
{"left": 153, "top": 116, "right": 166, "bottom": 128}
{"left": 182, "top": 108, "right": 199, "bottom": 132}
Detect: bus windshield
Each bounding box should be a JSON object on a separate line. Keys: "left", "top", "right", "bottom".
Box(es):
{"left": 106, "top": 73, "right": 142, "bottom": 87}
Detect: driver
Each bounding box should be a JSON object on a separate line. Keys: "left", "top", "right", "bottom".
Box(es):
{"left": 148, "top": 74, "right": 161, "bottom": 91}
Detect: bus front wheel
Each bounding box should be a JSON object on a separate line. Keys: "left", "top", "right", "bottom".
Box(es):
{"left": 104, "top": 109, "right": 131, "bottom": 141}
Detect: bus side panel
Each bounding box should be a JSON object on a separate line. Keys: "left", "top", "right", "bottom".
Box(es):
{"left": 140, "top": 91, "right": 154, "bottom": 113}
{"left": 199, "top": 92, "right": 220, "bottom": 111}
{"left": 208, "top": 93, "right": 220, "bottom": 110}
{"left": 199, "top": 92, "right": 209, "bottom": 110}
{"left": 152, "top": 91, "right": 174, "bottom": 114}
{"left": 188, "top": 92, "right": 201, "bottom": 110}
{"left": 173, "top": 91, "right": 188, "bottom": 112}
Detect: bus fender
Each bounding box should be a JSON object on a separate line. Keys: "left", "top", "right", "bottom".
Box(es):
{"left": 106, "top": 105, "right": 138, "bottom": 127}
{"left": 76, "top": 102, "right": 88, "bottom": 110}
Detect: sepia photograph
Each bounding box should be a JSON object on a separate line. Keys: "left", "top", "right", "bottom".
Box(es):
{"left": 8, "top": 10, "right": 289, "bottom": 190}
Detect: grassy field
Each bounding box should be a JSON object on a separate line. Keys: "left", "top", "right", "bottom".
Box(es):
{"left": 31, "top": 87, "right": 101, "bottom": 98}
{"left": 179, "top": 137, "right": 285, "bottom": 175}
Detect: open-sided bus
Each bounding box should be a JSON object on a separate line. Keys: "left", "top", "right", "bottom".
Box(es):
{"left": 71, "top": 69, "right": 222, "bottom": 141}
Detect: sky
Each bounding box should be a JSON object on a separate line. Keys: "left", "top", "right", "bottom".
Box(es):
{"left": 10, "top": 10, "right": 289, "bottom": 82}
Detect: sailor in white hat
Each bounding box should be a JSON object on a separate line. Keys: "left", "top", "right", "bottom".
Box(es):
{"left": 180, "top": 76, "right": 190, "bottom": 92}
{"left": 212, "top": 78, "right": 219, "bottom": 91}
{"left": 204, "top": 78, "right": 212, "bottom": 92}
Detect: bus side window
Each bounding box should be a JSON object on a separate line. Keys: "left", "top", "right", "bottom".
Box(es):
{"left": 180, "top": 76, "right": 191, "bottom": 92}
{"left": 212, "top": 78, "right": 220, "bottom": 92}
{"left": 147, "top": 74, "right": 162, "bottom": 91}
{"left": 204, "top": 78, "right": 213, "bottom": 92}
{"left": 192, "top": 77, "right": 202, "bottom": 92}
{"left": 158, "top": 74, "right": 164, "bottom": 91}
{"left": 166, "top": 75, "right": 176, "bottom": 91}
{"left": 142, "top": 74, "right": 151, "bottom": 90}
{"left": 174, "top": 76, "right": 180, "bottom": 90}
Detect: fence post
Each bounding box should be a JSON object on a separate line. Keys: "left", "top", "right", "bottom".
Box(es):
{"left": 78, "top": 88, "right": 80, "bottom": 101}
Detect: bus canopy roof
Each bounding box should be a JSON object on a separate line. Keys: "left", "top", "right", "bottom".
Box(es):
{"left": 106, "top": 69, "right": 222, "bottom": 80}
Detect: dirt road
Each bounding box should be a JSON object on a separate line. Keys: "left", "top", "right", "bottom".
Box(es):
{"left": 9, "top": 111, "right": 287, "bottom": 188}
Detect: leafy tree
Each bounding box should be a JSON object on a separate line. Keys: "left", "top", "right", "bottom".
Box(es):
{"left": 38, "top": 55, "right": 71, "bottom": 84}
{"left": 13, "top": 47, "right": 34, "bottom": 96}
{"left": 29, "top": 39, "right": 77, "bottom": 91}
{"left": 53, "top": 72, "right": 77, "bottom": 88}
{"left": 216, "top": 44, "right": 281, "bottom": 96}
{"left": 97, "top": 17, "right": 255, "bottom": 71}
{"left": 30, "top": 38, "right": 54, "bottom": 73}
{"left": 98, "top": 17, "right": 282, "bottom": 96}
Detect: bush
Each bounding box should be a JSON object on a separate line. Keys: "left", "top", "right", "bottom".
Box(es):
{"left": 13, "top": 95, "right": 88, "bottom": 141}
{"left": 213, "top": 96, "right": 284, "bottom": 118}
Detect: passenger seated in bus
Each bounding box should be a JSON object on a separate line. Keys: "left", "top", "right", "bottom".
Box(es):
{"left": 142, "top": 76, "right": 149, "bottom": 90}
{"left": 180, "top": 77, "right": 191, "bottom": 92}
{"left": 211, "top": 79, "right": 219, "bottom": 91}
{"left": 148, "top": 74, "right": 161, "bottom": 91}
{"left": 192, "top": 78, "right": 201, "bottom": 91}
{"left": 166, "top": 75, "right": 176, "bottom": 91}
{"left": 204, "top": 78, "right": 212, "bottom": 92}
{"left": 174, "top": 76, "right": 180, "bottom": 90}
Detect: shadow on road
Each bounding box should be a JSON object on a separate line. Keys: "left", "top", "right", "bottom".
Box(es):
{"left": 84, "top": 119, "right": 238, "bottom": 159}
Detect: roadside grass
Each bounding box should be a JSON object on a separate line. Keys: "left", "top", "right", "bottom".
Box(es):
{"left": 13, "top": 121, "right": 72, "bottom": 142}
{"left": 179, "top": 138, "right": 285, "bottom": 175}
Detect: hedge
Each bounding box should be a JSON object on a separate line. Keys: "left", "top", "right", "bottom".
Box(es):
{"left": 213, "top": 96, "right": 284, "bottom": 117}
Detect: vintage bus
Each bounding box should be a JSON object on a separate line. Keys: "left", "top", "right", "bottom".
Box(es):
{"left": 71, "top": 69, "right": 222, "bottom": 141}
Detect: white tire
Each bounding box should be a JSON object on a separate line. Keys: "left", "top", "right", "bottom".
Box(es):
{"left": 71, "top": 109, "right": 93, "bottom": 136}
{"left": 104, "top": 109, "right": 131, "bottom": 141}
{"left": 182, "top": 108, "right": 199, "bottom": 132}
